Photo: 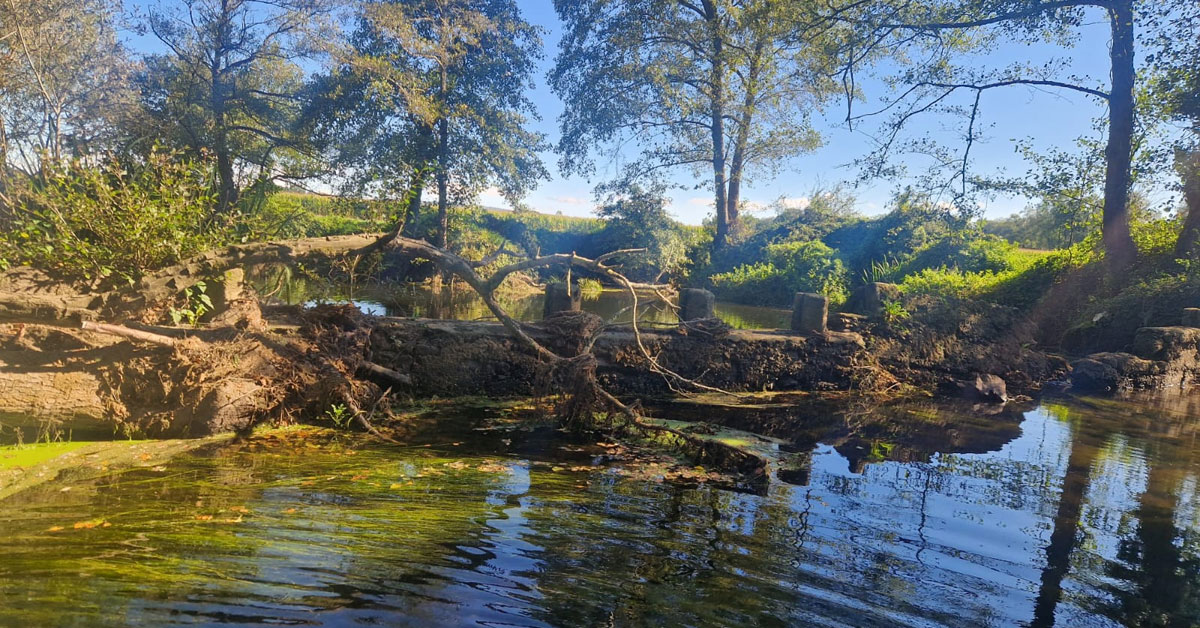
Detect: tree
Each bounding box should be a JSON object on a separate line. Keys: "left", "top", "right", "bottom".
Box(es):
{"left": 551, "top": 0, "right": 838, "bottom": 249}
{"left": 143, "top": 0, "right": 333, "bottom": 216}
{"left": 0, "top": 0, "right": 134, "bottom": 174}
{"left": 826, "top": 0, "right": 1178, "bottom": 267}
{"left": 596, "top": 185, "right": 690, "bottom": 282}
{"left": 1145, "top": 2, "right": 1200, "bottom": 256}
{"left": 327, "top": 0, "right": 547, "bottom": 249}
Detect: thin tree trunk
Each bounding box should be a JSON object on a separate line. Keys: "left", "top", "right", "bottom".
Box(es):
{"left": 703, "top": 0, "right": 728, "bottom": 249}
{"left": 1102, "top": 0, "right": 1137, "bottom": 268}
{"left": 1175, "top": 150, "right": 1200, "bottom": 257}
{"left": 211, "top": 53, "right": 237, "bottom": 217}
{"left": 436, "top": 116, "right": 449, "bottom": 249}
{"left": 727, "top": 40, "right": 765, "bottom": 232}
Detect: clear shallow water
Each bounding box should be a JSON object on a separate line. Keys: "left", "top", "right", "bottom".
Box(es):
{"left": 2, "top": 395, "right": 1200, "bottom": 626}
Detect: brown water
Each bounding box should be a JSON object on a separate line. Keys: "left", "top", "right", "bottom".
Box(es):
{"left": 2, "top": 394, "right": 1200, "bottom": 626}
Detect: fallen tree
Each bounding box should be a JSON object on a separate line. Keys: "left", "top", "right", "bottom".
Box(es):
{"left": 0, "top": 234, "right": 840, "bottom": 482}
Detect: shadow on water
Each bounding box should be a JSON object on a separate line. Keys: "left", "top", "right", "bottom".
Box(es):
{"left": 3, "top": 394, "right": 1200, "bottom": 625}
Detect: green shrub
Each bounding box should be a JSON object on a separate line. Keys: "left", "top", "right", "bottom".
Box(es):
{"left": 710, "top": 240, "right": 847, "bottom": 307}
{"left": 0, "top": 150, "right": 223, "bottom": 284}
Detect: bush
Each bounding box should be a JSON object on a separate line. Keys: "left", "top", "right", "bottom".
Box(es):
{"left": 710, "top": 240, "right": 847, "bottom": 307}
{"left": 0, "top": 151, "right": 223, "bottom": 284}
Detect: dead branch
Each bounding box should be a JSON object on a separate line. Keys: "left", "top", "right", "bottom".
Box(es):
{"left": 80, "top": 321, "right": 181, "bottom": 347}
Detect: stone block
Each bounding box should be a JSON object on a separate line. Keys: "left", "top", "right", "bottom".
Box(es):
{"left": 791, "top": 292, "right": 828, "bottom": 334}
{"left": 844, "top": 282, "right": 901, "bottom": 317}
{"left": 679, "top": 288, "right": 715, "bottom": 321}
{"left": 1184, "top": 308, "right": 1200, "bottom": 328}
{"left": 543, "top": 282, "right": 582, "bottom": 319}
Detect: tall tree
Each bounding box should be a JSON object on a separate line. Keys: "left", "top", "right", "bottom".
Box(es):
{"left": 325, "top": 0, "right": 547, "bottom": 249}
{"left": 0, "top": 0, "right": 134, "bottom": 173}
{"left": 1145, "top": 2, "right": 1200, "bottom": 256}
{"left": 827, "top": 0, "right": 1166, "bottom": 266}
{"left": 143, "top": 0, "right": 332, "bottom": 216}
{"left": 551, "top": 0, "right": 837, "bottom": 249}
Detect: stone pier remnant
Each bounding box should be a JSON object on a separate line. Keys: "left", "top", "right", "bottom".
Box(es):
{"left": 844, "top": 282, "right": 901, "bottom": 318}
{"left": 1184, "top": 308, "right": 1200, "bottom": 328}
{"left": 679, "top": 288, "right": 715, "bottom": 321}
{"left": 543, "top": 282, "right": 582, "bottom": 318}
{"left": 791, "top": 292, "right": 828, "bottom": 334}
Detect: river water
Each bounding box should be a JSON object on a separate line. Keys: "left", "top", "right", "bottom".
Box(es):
{"left": 261, "top": 273, "right": 791, "bottom": 329}
{"left": 1, "top": 394, "right": 1199, "bottom": 626}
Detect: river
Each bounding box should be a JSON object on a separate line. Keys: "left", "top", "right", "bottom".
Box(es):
{"left": 257, "top": 271, "right": 791, "bottom": 329}
{"left": 1, "top": 394, "right": 1199, "bottom": 626}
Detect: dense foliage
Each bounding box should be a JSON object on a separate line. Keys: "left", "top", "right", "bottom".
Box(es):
{"left": 0, "top": 151, "right": 223, "bottom": 284}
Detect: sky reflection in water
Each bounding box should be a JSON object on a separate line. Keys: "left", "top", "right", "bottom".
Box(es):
{"left": 0, "top": 395, "right": 1199, "bottom": 626}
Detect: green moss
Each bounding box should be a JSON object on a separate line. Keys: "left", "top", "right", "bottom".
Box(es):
{"left": 0, "top": 442, "right": 91, "bottom": 470}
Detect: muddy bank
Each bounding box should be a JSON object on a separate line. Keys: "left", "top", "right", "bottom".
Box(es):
{"left": 365, "top": 317, "right": 868, "bottom": 398}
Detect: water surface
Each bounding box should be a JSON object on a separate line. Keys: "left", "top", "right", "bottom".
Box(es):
{"left": 2, "top": 395, "right": 1200, "bottom": 626}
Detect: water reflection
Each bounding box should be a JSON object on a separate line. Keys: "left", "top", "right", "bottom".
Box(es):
{"left": 249, "top": 265, "right": 790, "bottom": 329}
{"left": 1, "top": 395, "right": 1200, "bottom": 626}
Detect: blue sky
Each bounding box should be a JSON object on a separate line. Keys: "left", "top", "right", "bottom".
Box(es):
{"left": 124, "top": 1, "right": 1118, "bottom": 225}
{"left": 482, "top": 2, "right": 1117, "bottom": 224}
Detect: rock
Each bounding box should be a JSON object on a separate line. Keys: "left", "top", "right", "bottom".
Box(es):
{"left": 844, "top": 282, "right": 901, "bottom": 318}
{"left": 1070, "top": 351, "right": 1175, "bottom": 392}
{"left": 679, "top": 288, "right": 715, "bottom": 321}
{"left": 790, "top": 292, "right": 828, "bottom": 335}
{"left": 943, "top": 374, "right": 1007, "bottom": 403}
{"left": 1131, "top": 326, "right": 1200, "bottom": 361}
{"left": 828, "top": 312, "right": 867, "bottom": 333}
{"left": 207, "top": 267, "right": 245, "bottom": 317}
{"left": 543, "top": 282, "right": 582, "bottom": 319}
{"left": 1184, "top": 308, "right": 1200, "bottom": 328}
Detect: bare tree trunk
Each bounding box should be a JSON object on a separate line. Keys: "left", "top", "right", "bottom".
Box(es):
{"left": 1101, "top": 0, "right": 1137, "bottom": 268}
{"left": 727, "top": 40, "right": 764, "bottom": 232}
{"left": 1175, "top": 150, "right": 1200, "bottom": 257}
{"left": 703, "top": 0, "right": 729, "bottom": 249}
{"left": 436, "top": 116, "right": 449, "bottom": 249}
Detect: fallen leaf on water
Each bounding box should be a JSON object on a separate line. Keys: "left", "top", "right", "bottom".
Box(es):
{"left": 195, "top": 515, "right": 213, "bottom": 521}
{"left": 59, "top": 487, "right": 71, "bottom": 493}
{"left": 389, "top": 483, "right": 404, "bottom": 489}
{"left": 283, "top": 508, "right": 297, "bottom": 514}
{"left": 73, "top": 520, "right": 104, "bottom": 529}
{"left": 351, "top": 474, "right": 369, "bottom": 481}
{"left": 300, "top": 480, "right": 314, "bottom": 486}
{"left": 138, "top": 453, "right": 152, "bottom": 462}
{"left": 229, "top": 506, "right": 250, "bottom": 514}
{"left": 150, "top": 466, "right": 167, "bottom": 472}
{"left": 46, "top": 526, "right": 64, "bottom": 532}
{"left": 446, "top": 461, "right": 468, "bottom": 470}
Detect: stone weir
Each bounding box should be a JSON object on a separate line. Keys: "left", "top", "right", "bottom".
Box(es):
{"left": 365, "top": 316, "right": 869, "bottom": 398}
{"left": 1072, "top": 325, "right": 1200, "bottom": 392}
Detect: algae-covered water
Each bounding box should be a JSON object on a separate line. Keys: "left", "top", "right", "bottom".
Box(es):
{"left": 2, "top": 396, "right": 1200, "bottom": 626}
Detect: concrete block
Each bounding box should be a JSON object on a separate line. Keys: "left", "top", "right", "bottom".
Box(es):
{"left": 791, "top": 292, "right": 828, "bottom": 334}
{"left": 679, "top": 288, "right": 715, "bottom": 321}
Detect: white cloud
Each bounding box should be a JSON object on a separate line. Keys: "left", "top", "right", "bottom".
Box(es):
{"left": 779, "top": 196, "right": 810, "bottom": 211}
{"left": 686, "top": 197, "right": 713, "bottom": 207}
{"left": 550, "top": 195, "right": 590, "bottom": 206}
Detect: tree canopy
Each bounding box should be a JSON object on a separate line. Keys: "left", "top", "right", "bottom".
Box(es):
{"left": 551, "top": 0, "right": 839, "bottom": 248}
